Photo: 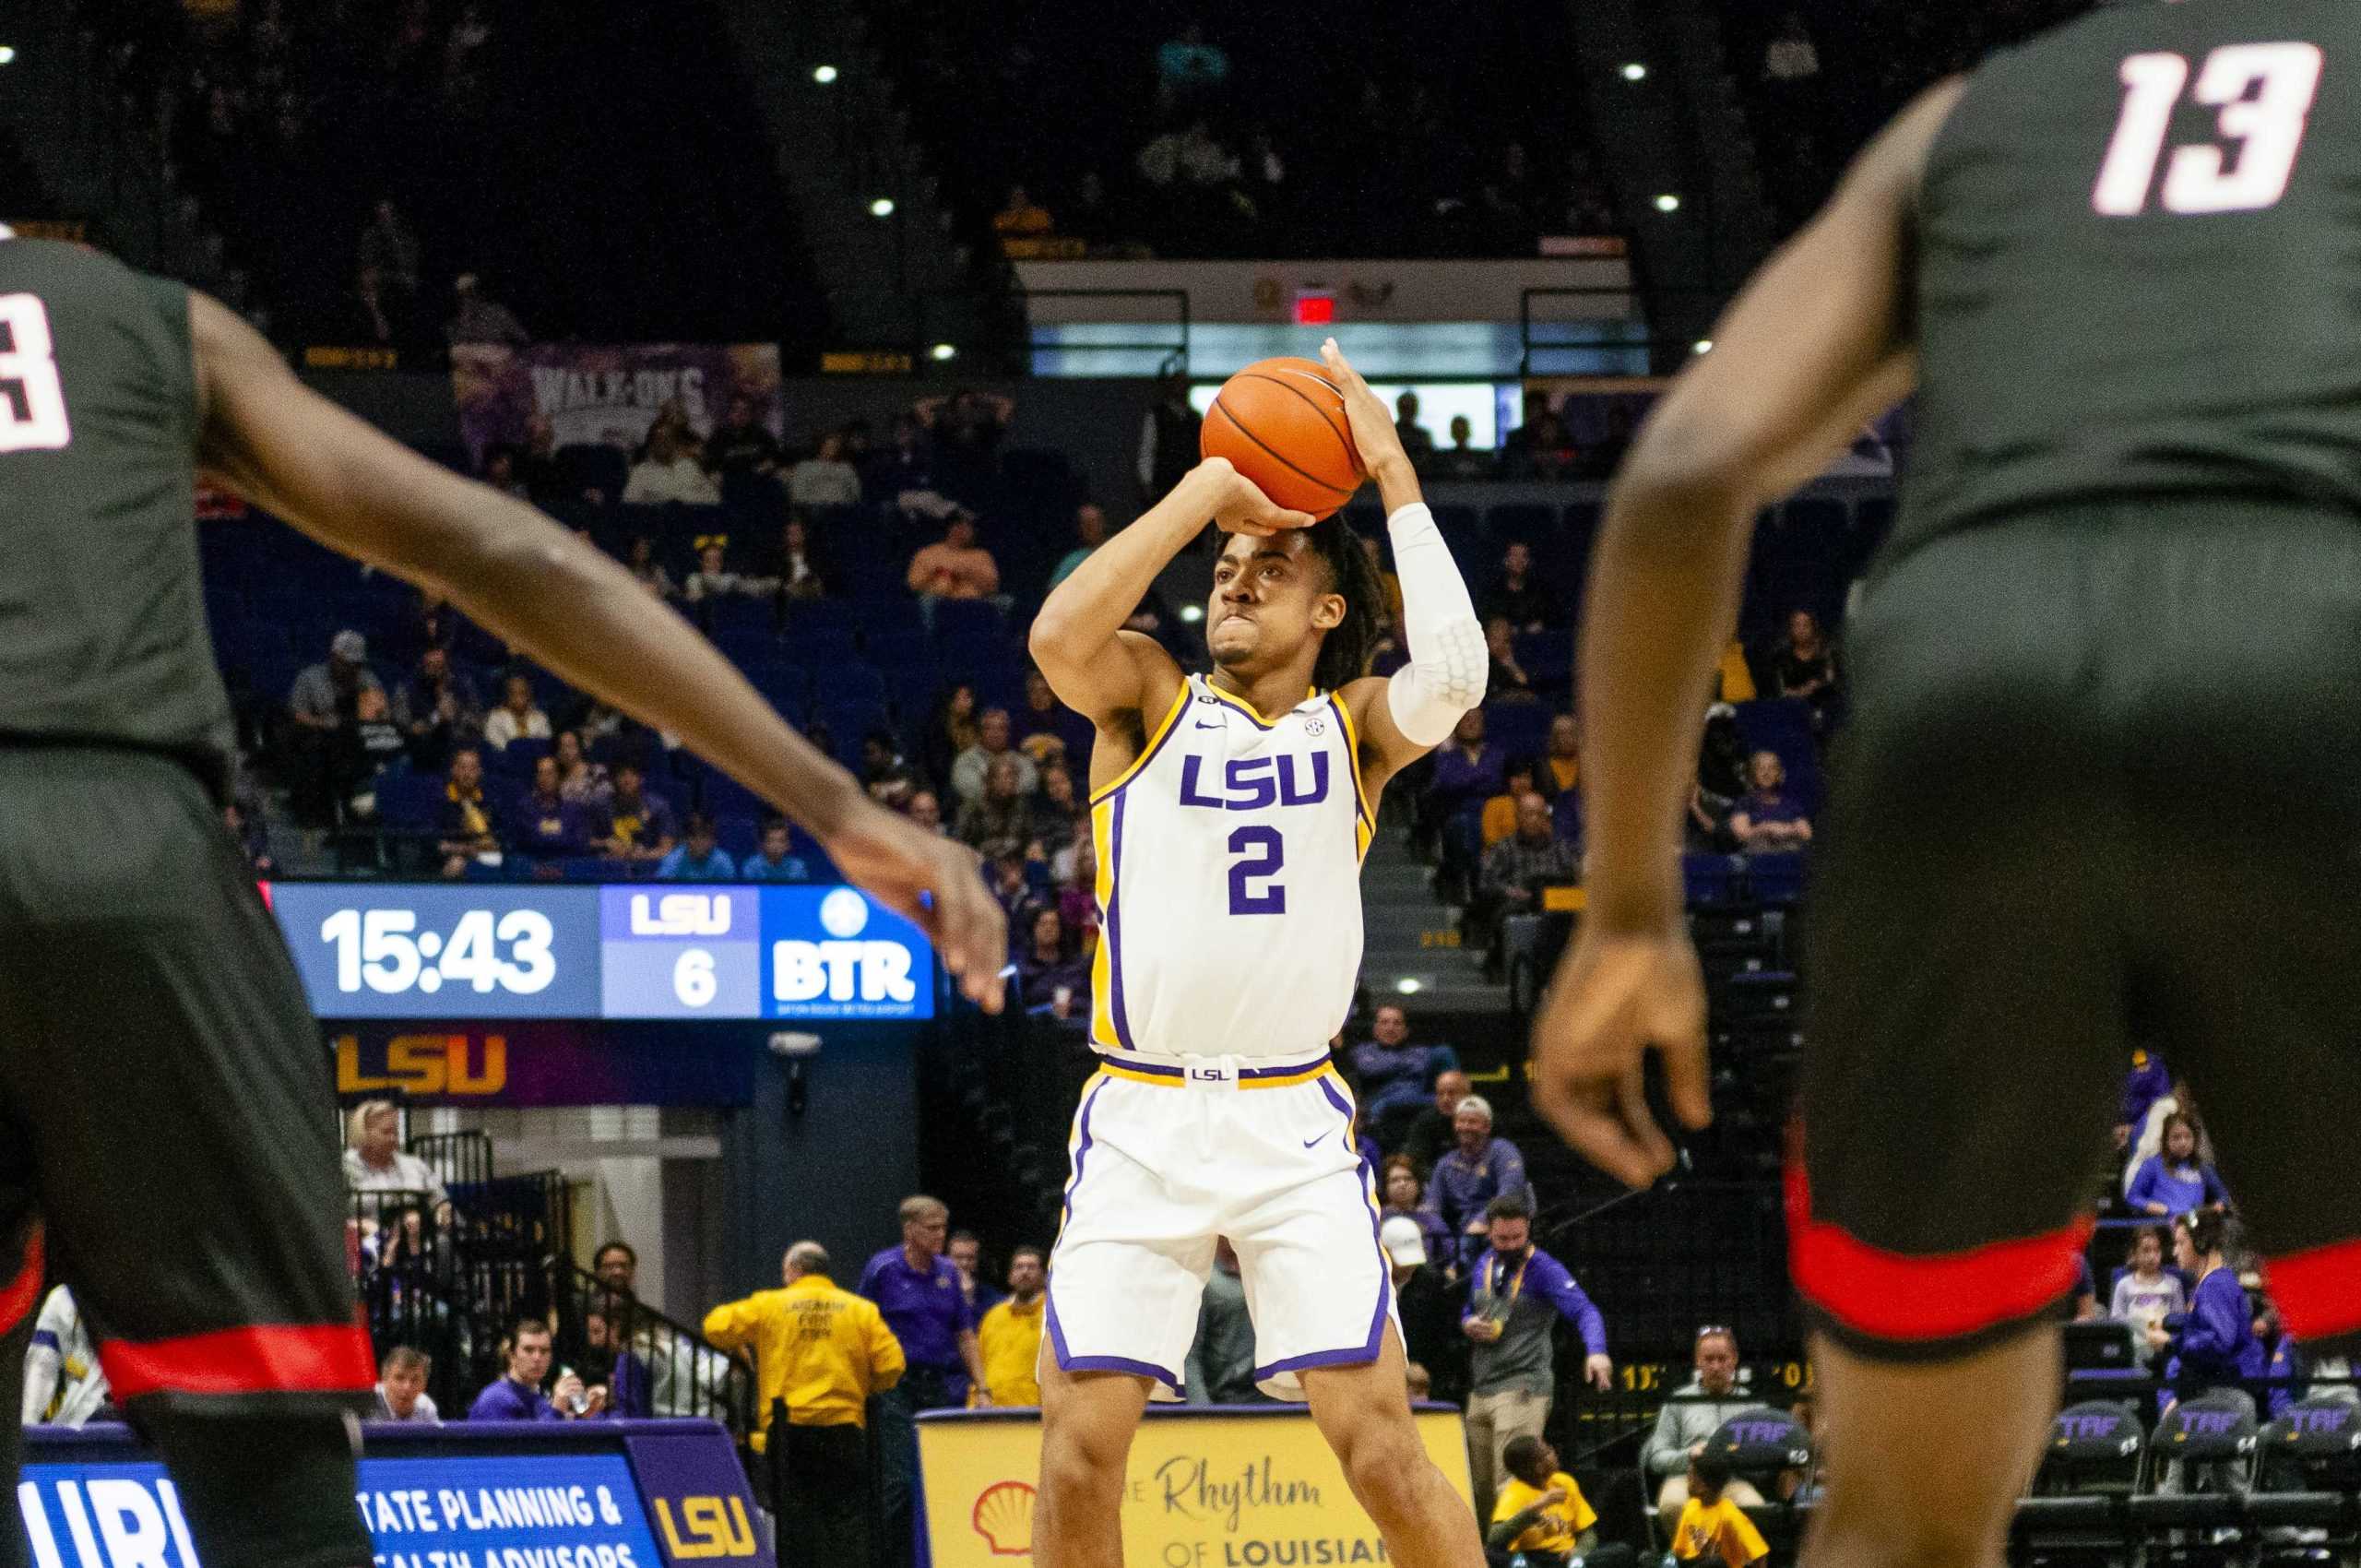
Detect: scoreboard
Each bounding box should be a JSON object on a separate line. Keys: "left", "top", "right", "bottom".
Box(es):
{"left": 263, "top": 882, "right": 936, "bottom": 1021}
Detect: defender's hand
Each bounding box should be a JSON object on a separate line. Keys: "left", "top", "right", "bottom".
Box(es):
{"left": 1530, "top": 925, "right": 1712, "bottom": 1187}
{"left": 1195, "top": 457, "right": 1316, "bottom": 538}
{"left": 824, "top": 803, "right": 1007, "bottom": 1012}
{"left": 1319, "top": 339, "right": 1409, "bottom": 483}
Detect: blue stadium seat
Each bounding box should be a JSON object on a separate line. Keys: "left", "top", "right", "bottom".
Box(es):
{"left": 1513, "top": 630, "right": 1572, "bottom": 687}
{"left": 816, "top": 666, "right": 888, "bottom": 707}
{"left": 885, "top": 666, "right": 948, "bottom": 724}
{"left": 862, "top": 630, "right": 936, "bottom": 669}
{"left": 377, "top": 773, "right": 446, "bottom": 835}
{"left": 783, "top": 599, "right": 862, "bottom": 640}
{"left": 1682, "top": 853, "right": 1745, "bottom": 909}
{"left": 930, "top": 598, "right": 1005, "bottom": 654}
{"left": 1485, "top": 502, "right": 1555, "bottom": 544}
{"left": 780, "top": 634, "right": 860, "bottom": 670}
{"left": 1745, "top": 851, "right": 1809, "bottom": 908}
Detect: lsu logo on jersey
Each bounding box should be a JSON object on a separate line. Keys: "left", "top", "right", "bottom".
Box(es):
{"left": 1176, "top": 753, "right": 1331, "bottom": 810}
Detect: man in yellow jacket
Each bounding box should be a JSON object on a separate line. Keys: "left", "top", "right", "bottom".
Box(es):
{"left": 705, "top": 1241, "right": 904, "bottom": 1565}
{"left": 976, "top": 1246, "right": 1048, "bottom": 1406}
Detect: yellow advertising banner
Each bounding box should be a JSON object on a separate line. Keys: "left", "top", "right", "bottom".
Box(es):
{"left": 917, "top": 1406, "right": 1474, "bottom": 1566}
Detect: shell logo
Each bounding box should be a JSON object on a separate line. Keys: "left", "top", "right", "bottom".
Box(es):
{"left": 971, "top": 1479, "right": 1037, "bottom": 1556}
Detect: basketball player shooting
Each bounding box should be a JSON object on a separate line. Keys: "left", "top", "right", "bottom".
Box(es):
{"left": 1026, "top": 340, "right": 1491, "bottom": 1568}
{"left": 1536, "top": 5, "right": 2361, "bottom": 1568}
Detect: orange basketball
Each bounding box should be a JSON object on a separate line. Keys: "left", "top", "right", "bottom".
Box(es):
{"left": 1199, "top": 356, "right": 1364, "bottom": 520}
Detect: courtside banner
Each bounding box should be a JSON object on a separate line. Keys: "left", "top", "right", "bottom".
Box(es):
{"left": 20, "top": 1422, "right": 770, "bottom": 1568}
{"left": 915, "top": 1405, "right": 1473, "bottom": 1567}
{"left": 450, "top": 343, "right": 784, "bottom": 471}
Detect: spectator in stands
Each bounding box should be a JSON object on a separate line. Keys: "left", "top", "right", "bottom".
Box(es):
{"left": 658, "top": 811, "right": 737, "bottom": 881}
{"left": 2113, "top": 1226, "right": 2188, "bottom": 1347}
{"left": 446, "top": 272, "right": 526, "bottom": 345}
{"left": 919, "top": 684, "right": 979, "bottom": 796}
{"left": 1479, "top": 792, "right": 1581, "bottom": 961}
{"left": 623, "top": 408, "right": 721, "bottom": 505}
{"left": 1489, "top": 1435, "right": 1599, "bottom": 1567}
{"left": 288, "top": 628, "right": 383, "bottom": 823}
{"left": 515, "top": 754, "right": 593, "bottom": 861}
{"left": 1019, "top": 671, "right": 1093, "bottom": 768}
{"left": 705, "top": 1241, "right": 902, "bottom": 1566}
{"left": 580, "top": 1302, "right": 653, "bottom": 1419}
{"left": 1383, "top": 1215, "right": 1465, "bottom": 1408}
{"left": 2118, "top": 1048, "right": 2173, "bottom": 1152}
{"left": 683, "top": 535, "right": 778, "bottom": 602}
{"left": 917, "top": 392, "right": 1014, "bottom": 501}
{"left": 1394, "top": 391, "right": 1436, "bottom": 460}
{"left": 1763, "top": 13, "right": 1821, "bottom": 85}
{"left": 2245, "top": 1302, "right": 2304, "bottom": 1420}
{"left": 336, "top": 683, "right": 408, "bottom": 815}
{"left": 1671, "top": 1453, "right": 1771, "bottom": 1568}
{"left": 436, "top": 745, "right": 501, "bottom": 875}
{"left": 625, "top": 535, "right": 679, "bottom": 600}
{"left": 1540, "top": 714, "right": 1581, "bottom": 797}
{"left": 2153, "top": 1209, "right": 2252, "bottom": 1411}
{"left": 867, "top": 414, "right": 935, "bottom": 500}
{"left": 1137, "top": 120, "right": 1240, "bottom": 188}
{"left": 1017, "top": 906, "right": 1088, "bottom": 1019}
{"left": 1485, "top": 619, "right": 1538, "bottom": 704}
{"left": 482, "top": 671, "right": 552, "bottom": 751}
{"left": 1434, "top": 416, "right": 1491, "bottom": 481}
{"left": 953, "top": 708, "right": 1040, "bottom": 806}
{"left": 481, "top": 445, "right": 529, "bottom": 499}
{"left": 1048, "top": 503, "right": 1110, "bottom": 590}
{"left": 1404, "top": 1068, "right": 1475, "bottom": 1174}
{"left": 1715, "top": 626, "right": 1759, "bottom": 704}
{"left": 957, "top": 754, "right": 1034, "bottom": 857}
{"left": 1031, "top": 763, "right": 1084, "bottom": 854}
{"left": 599, "top": 760, "right": 679, "bottom": 862}
{"left": 2129, "top": 1112, "right": 2230, "bottom": 1218}
{"left": 788, "top": 431, "right": 863, "bottom": 509}
{"left": 1351, "top": 1004, "right": 1455, "bottom": 1138}
{"left": 1464, "top": 1195, "right": 1611, "bottom": 1512}
{"left": 907, "top": 514, "right": 1002, "bottom": 604}
{"left": 1427, "top": 708, "right": 1505, "bottom": 902}
{"left": 373, "top": 1346, "right": 440, "bottom": 1423}
{"left": 553, "top": 730, "right": 611, "bottom": 810}
{"left": 1381, "top": 1156, "right": 1457, "bottom": 1274}
{"left": 1773, "top": 610, "right": 1840, "bottom": 726}
{"left": 978, "top": 1248, "right": 1048, "bottom": 1406}
{"left": 345, "top": 264, "right": 404, "bottom": 351}
{"left": 907, "top": 790, "right": 947, "bottom": 836}
{"left": 853, "top": 732, "right": 917, "bottom": 811}
{"left": 1729, "top": 751, "right": 1811, "bottom": 851}
{"left": 1185, "top": 1238, "right": 1263, "bottom": 1405}
{"left": 1644, "top": 1327, "right": 1764, "bottom": 1533}
{"left": 772, "top": 516, "right": 831, "bottom": 602}
{"left": 20, "top": 1285, "right": 108, "bottom": 1427}
{"left": 992, "top": 186, "right": 1054, "bottom": 238}
{"left": 1138, "top": 374, "right": 1204, "bottom": 505}
{"left": 947, "top": 1231, "right": 1001, "bottom": 1321}
{"left": 742, "top": 817, "right": 811, "bottom": 883}
{"left": 865, "top": 1197, "right": 991, "bottom": 1562}
{"left": 1477, "top": 542, "right": 1551, "bottom": 632}
{"left": 468, "top": 1319, "right": 601, "bottom": 1420}
{"left": 706, "top": 393, "right": 784, "bottom": 481}
{"left": 1156, "top": 22, "right": 1230, "bottom": 109}
{"left": 2126, "top": 1075, "right": 2210, "bottom": 1188}
{"left": 343, "top": 1101, "right": 451, "bottom": 1207}
{"left": 1425, "top": 1095, "right": 1535, "bottom": 1269}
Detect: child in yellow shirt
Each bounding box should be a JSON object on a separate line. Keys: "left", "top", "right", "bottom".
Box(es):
{"left": 1671, "top": 1454, "right": 1770, "bottom": 1568}
{"left": 1489, "top": 1434, "right": 1598, "bottom": 1565}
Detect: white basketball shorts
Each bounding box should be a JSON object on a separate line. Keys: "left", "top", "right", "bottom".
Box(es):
{"left": 1042, "top": 1047, "right": 1399, "bottom": 1402}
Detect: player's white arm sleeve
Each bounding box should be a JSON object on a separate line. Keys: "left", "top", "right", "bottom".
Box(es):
{"left": 1383, "top": 501, "right": 1488, "bottom": 745}
{"left": 22, "top": 1338, "right": 60, "bottom": 1424}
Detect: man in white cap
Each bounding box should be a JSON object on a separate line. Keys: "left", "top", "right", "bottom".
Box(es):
{"left": 287, "top": 629, "right": 383, "bottom": 826}
{"left": 1383, "top": 1214, "right": 1465, "bottom": 1408}
{"left": 1420, "top": 1093, "right": 1534, "bottom": 1272}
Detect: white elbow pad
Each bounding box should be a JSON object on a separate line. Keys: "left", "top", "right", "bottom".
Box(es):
{"left": 1383, "top": 502, "right": 1488, "bottom": 746}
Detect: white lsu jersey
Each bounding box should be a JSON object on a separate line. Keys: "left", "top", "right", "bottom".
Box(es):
{"left": 1088, "top": 672, "right": 1373, "bottom": 1061}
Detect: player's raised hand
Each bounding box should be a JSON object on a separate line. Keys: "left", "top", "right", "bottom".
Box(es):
{"left": 1319, "top": 339, "right": 1411, "bottom": 482}
{"left": 824, "top": 802, "right": 1008, "bottom": 1013}
{"left": 1196, "top": 457, "right": 1316, "bottom": 537}
{"left": 1528, "top": 925, "right": 1712, "bottom": 1187}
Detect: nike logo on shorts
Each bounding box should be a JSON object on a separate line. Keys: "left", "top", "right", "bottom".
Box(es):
{"left": 1302, "top": 1132, "right": 1328, "bottom": 1148}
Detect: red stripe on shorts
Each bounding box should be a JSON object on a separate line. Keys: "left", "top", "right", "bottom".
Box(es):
{"left": 1786, "top": 1158, "right": 2094, "bottom": 1343}
{"left": 0, "top": 1222, "right": 44, "bottom": 1337}
{"left": 2261, "top": 1239, "right": 2361, "bottom": 1342}
{"left": 100, "top": 1309, "right": 376, "bottom": 1399}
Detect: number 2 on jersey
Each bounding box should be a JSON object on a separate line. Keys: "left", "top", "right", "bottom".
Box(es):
{"left": 1227, "top": 826, "right": 1286, "bottom": 915}
{"left": 0, "top": 294, "right": 72, "bottom": 452}
{"left": 2094, "top": 42, "right": 2323, "bottom": 217}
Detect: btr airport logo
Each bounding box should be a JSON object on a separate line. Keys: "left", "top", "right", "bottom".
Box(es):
{"left": 768, "top": 888, "right": 925, "bottom": 1016}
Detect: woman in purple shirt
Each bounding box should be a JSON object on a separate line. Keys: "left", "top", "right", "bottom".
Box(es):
{"left": 2128, "top": 1113, "right": 2230, "bottom": 1218}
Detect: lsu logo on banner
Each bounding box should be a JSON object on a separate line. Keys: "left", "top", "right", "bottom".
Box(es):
{"left": 651, "top": 1498, "right": 755, "bottom": 1560}
{"left": 336, "top": 1033, "right": 509, "bottom": 1096}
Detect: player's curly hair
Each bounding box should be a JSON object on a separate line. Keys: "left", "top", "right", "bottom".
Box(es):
{"left": 1303, "top": 517, "right": 1383, "bottom": 694}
